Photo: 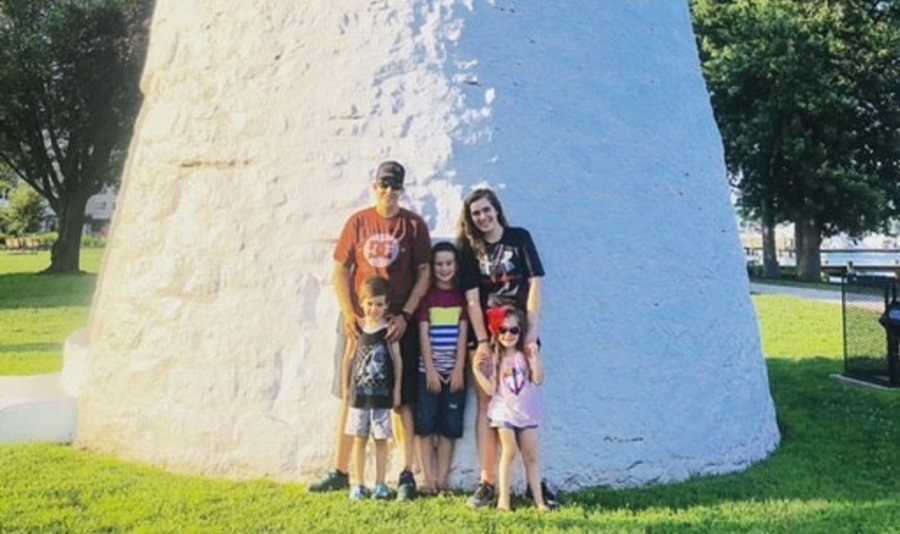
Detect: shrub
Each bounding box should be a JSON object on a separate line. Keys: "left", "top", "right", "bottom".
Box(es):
{"left": 34, "top": 232, "right": 58, "bottom": 249}
{"left": 81, "top": 234, "right": 107, "bottom": 248}
{"left": 0, "top": 185, "right": 46, "bottom": 236}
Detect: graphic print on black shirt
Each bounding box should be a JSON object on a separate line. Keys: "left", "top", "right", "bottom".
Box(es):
{"left": 350, "top": 328, "right": 394, "bottom": 409}
{"left": 479, "top": 243, "right": 520, "bottom": 308}
{"left": 461, "top": 227, "right": 545, "bottom": 311}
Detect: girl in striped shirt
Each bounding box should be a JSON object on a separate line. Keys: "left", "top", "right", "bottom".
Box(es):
{"left": 415, "top": 241, "right": 469, "bottom": 495}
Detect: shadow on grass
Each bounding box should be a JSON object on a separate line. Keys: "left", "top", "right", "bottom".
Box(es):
{"left": 0, "top": 342, "right": 59, "bottom": 353}
{"left": 0, "top": 273, "right": 97, "bottom": 310}
{"left": 567, "top": 356, "right": 900, "bottom": 516}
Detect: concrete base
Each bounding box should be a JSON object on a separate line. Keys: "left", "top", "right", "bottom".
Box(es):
{"left": 0, "top": 373, "right": 77, "bottom": 444}
{"left": 61, "top": 329, "right": 89, "bottom": 398}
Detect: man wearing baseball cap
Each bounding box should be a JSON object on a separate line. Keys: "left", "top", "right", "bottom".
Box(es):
{"left": 311, "top": 160, "right": 431, "bottom": 501}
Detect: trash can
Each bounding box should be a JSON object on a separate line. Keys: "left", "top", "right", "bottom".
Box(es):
{"left": 877, "top": 280, "right": 900, "bottom": 387}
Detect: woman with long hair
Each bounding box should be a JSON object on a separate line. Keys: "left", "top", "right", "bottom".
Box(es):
{"left": 456, "top": 188, "right": 553, "bottom": 509}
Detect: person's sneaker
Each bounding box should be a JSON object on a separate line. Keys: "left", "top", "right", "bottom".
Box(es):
{"left": 525, "top": 479, "right": 560, "bottom": 509}
{"left": 467, "top": 482, "right": 496, "bottom": 509}
{"left": 349, "top": 485, "right": 369, "bottom": 502}
{"left": 310, "top": 470, "right": 349, "bottom": 492}
{"left": 372, "top": 483, "right": 394, "bottom": 500}
{"left": 396, "top": 469, "right": 418, "bottom": 501}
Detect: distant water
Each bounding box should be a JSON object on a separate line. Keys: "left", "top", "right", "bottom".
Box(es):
{"left": 821, "top": 251, "right": 900, "bottom": 268}
{"left": 754, "top": 250, "right": 900, "bottom": 275}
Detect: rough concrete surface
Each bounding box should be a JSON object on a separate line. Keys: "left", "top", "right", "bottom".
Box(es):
{"left": 71, "top": 0, "right": 780, "bottom": 489}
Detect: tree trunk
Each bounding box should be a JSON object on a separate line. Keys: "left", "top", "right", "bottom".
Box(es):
{"left": 794, "top": 216, "right": 822, "bottom": 283}
{"left": 761, "top": 204, "right": 779, "bottom": 278}
{"left": 45, "top": 191, "right": 89, "bottom": 274}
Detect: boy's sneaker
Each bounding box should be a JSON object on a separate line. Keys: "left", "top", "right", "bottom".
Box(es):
{"left": 372, "top": 483, "right": 394, "bottom": 500}
{"left": 467, "top": 482, "right": 496, "bottom": 509}
{"left": 525, "top": 479, "right": 561, "bottom": 509}
{"left": 349, "top": 485, "right": 370, "bottom": 502}
{"left": 309, "top": 470, "right": 349, "bottom": 492}
{"left": 396, "top": 469, "right": 417, "bottom": 501}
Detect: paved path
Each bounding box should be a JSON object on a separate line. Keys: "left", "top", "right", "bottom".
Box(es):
{"left": 0, "top": 373, "right": 76, "bottom": 443}
{"left": 750, "top": 282, "right": 842, "bottom": 304}
{"left": 750, "top": 282, "right": 882, "bottom": 311}
{"left": 0, "top": 373, "right": 66, "bottom": 409}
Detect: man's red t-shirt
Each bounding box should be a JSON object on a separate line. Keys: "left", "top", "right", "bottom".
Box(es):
{"left": 334, "top": 207, "right": 431, "bottom": 316}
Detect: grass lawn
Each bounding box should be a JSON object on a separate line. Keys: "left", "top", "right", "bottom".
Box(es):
{"left": 0, "top": 249, "right": 102, "bottom": 375}
{"left": 2, "top": 257, "right": 900, "bottom": 531}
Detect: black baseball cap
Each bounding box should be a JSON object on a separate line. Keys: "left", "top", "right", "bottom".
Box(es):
{"left": 375, "top": 161, "right": 405, "bottom": 184}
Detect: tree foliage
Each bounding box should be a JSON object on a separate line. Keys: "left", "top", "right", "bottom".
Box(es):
{"left": 0, "top": 0, "right": 151, "bottom": 272}
{"left": 693, "top": 0, "right": 900, "bottom": 280}
{"left": 0, "top": 162, "right": 13, "bottom": 196}
{"left": 1, "top": 183, "right": 46, "bottom": 236}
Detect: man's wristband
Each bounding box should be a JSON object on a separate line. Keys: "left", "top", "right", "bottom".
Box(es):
{"left": 477, "top": 338, "right": 489, "bottom": 345}
{"left": 400, "top": 310, "right": 412, "bottom": 323}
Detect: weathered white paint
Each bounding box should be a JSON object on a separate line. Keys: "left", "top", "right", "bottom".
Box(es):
{"left": 71, "top": 0, "right": 779, "bottom": 489}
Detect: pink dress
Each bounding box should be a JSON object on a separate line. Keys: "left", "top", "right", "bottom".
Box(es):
{"left": 487, "top": 350, "right": 544, "bottom": 429}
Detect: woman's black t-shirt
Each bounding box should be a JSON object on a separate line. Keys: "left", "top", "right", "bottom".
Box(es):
{"left": 459, "top": 227, "right": 545, "bottom": 313}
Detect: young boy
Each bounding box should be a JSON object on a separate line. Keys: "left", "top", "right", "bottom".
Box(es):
{"left": 415, "top": 242, "right": 469, "bottom": 494}
{"left": 342, "top": 276, "right": 403, "bottom": 501}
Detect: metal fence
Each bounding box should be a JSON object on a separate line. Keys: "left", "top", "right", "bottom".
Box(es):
{"left": 842, "top": 275, "right": 900, "bottom": 387}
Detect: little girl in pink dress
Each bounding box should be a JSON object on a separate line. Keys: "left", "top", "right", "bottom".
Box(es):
{"left": 473, "top": 307, "right": 550, "bottom": 512}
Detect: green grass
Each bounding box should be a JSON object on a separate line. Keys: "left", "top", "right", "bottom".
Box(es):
{"left": 2, "top": 257, "right": 900, "bottom": 531}
{"left": 0, "top": 249, "right": 103, "bottom": 375}
{"left": 844, "top": 305, "right": 889, "bottom": 381}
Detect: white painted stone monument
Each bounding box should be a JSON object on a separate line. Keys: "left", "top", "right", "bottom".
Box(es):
{"left": 69, "top": 0, "right": 780, "bottom": 489}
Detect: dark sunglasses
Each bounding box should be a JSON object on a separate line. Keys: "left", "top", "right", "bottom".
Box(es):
{"left": 499, "top": 326, "right": 520, "bottom": 335}
{"left": 377, "top": 180, "right": 403, "bottom": 191}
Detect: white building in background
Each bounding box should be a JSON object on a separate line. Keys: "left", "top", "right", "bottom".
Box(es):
{"left": 37, "top": 186, "right": 117, "bottom": 235}
{"left": 83, "top": 187, "right": 117, "bottom": 235}
{"left": 1, "top": 177, "right": 117, "bottom": 235}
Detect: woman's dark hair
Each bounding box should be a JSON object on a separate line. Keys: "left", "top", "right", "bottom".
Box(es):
{"left": 456, "top": 188, "right": 510, "bottom": 259}
{"left": 431, "top": 241, "right": 460, "bottom": 287}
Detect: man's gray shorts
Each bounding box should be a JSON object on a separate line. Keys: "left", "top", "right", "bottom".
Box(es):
{"left": 345, "top": 407, "right": 393, "bottom": 439}
{"left": 330, "top": 317, "right": 347, "bottom": 398}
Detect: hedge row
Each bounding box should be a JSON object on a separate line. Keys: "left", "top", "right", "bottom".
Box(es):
{"left": 0, "top": 232, "right": 106, "bottom": 250}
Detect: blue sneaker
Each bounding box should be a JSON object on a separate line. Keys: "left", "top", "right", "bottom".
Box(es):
{"left": 372, "top": 483, "right": 394, "bottom": 500}
{"left": 349, "top": 485, "right": 369, "bottom": 502}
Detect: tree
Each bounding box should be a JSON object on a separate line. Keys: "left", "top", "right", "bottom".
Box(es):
{"left": 0, "top": 0, "right": 151, "bottom": 272}
{"left": 693, "top": 0, "right": 900, "bottom": 281}
{"left": 0, "top": 183, "right": 45, "bottom": 236}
